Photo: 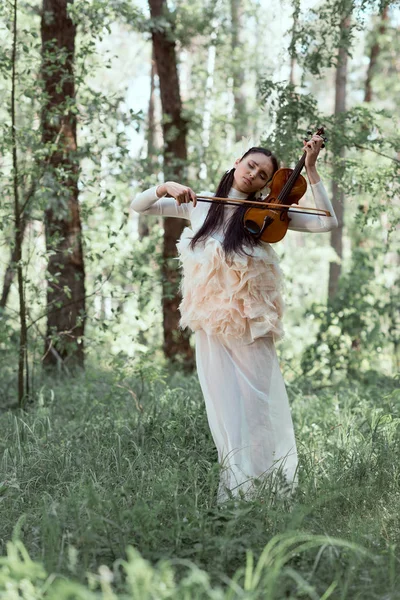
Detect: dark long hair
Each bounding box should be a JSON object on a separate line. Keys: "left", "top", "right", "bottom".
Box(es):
{"left": 189, "top": 147, "right": 279, "bottom": 257}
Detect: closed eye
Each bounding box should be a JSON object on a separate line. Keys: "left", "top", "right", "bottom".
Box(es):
{"left": 249, "top": 161, "right": 267, "bottom": 180}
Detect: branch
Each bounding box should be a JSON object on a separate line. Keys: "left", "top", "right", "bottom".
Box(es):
{"left": 352, "top": 143, "right": 400, "bottom": 164}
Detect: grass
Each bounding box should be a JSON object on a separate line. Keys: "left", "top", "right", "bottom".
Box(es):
{"left": 0, "top": 359, "right": 399, "bottom": 598}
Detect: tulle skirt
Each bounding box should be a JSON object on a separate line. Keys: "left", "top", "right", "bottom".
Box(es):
{"left": 195, "top": 330, "right": 298, "bottom": 504}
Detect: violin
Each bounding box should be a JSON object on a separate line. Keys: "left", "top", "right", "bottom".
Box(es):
{"left": 243, "top": 127, "right": 328, "bottom": 242}
{"left": 196, "top": 127, "right": 329, "bottom": 243}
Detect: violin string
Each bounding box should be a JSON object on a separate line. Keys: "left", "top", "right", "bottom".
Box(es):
{"left": 277, "top": 127, "right": 323, "bottom": 203}
{"left": 245, "top": 128, "right": 323, "bottom": 208}
{"left": 277, "top": 153, "right": 307, "bottom": 205}
{"left": 277, "top": 157, "right": 306, "bottom": 203}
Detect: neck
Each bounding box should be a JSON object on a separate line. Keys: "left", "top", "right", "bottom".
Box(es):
{"left": 228, "top": 185, "right": 249, "bottom": 198}
{"left": 231, "top": 181, "right": 246, "bottom": 193}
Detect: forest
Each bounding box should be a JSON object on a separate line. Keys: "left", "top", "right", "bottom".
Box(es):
{"left": 0, "top": 0, "right": 399, "bottom": 597}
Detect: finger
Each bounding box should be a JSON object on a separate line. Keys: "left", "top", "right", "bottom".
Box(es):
{"left": 314, "top": 135, "right": 323, "bottom": 147}
{"left": 189, "top": 189, "right": 197, "bottom": 207}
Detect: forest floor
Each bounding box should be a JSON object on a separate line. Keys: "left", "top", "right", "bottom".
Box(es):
{"left": 0, "top": 363, "right": 399, "bottom": 599}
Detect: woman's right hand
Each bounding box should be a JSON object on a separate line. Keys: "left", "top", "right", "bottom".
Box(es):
{"left": 156, "top": 181, "right": 197, "bottom": 207}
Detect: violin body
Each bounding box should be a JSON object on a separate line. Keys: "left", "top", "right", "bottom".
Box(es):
{"left": 244, "top": 168, "right": 307, "bottom": 243}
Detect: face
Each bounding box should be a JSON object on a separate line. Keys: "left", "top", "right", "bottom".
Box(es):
{"left": 232, "top": 153, "right": 275, "bottom": 195}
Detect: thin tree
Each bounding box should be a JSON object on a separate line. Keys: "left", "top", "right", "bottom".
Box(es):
{"left": 10, "top": 0, "right": 29, "bottom": 407}
{"left": 289, "top": 0, "right": 300, "bottom": 86}
{"left": 363, "top": 6, "right": 398, "bottom": 368}
{"left": 328, "top": 15, "right": 350, "bottom": 299}
{"left": 1, "top": 213, "right": 27, "bottom": 310}
{"left": 138, "top": 47, "right": 157, "bottom": 239}
{"left": 230, "top": 0, "right": 248, "bottom": 142}
{"left": 364, "top": 6, "right": 389, "bottom": 103}
{"left": 41, "top": 0, "right": 86, "bottom": 368}
{"left": 199, "top": 4, "right": 221, "bottom": 180}
{"left": 148, "top": 0, "right": 194, "bottom": 369}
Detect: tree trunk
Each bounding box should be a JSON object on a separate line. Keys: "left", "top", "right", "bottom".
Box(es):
{"left": 199, "top": 21, "right": 219, "bottom": 179}
{"left": 1, "top": 180, "right": 37, "bottom": 309}
{"left": 328, "top": 16, "right": 349, "bottom": 299}
{"left": 230, "top": 0, "right": 247, "bottom": 142}
{"left": 41, "top": 0, "right": 85, "bottom": 368}
{"left": 364, "top": 7, "right": 388, "bottom": 103}
{"left": 147, "top": 46, "right": 157, "bottom": 161}
{"left": 289, "top": 0, "right": 299, "bottom": 86}
{"left": 148, "top": 0, "right": 194, "bottom": 369}
{"left": 364, "top": 7, "right": 398, "bottom": 370}
{"left": 138, "top": 48, "right": 157, "bottom": 239}
{"left": 10, "top": 0, "right": 29, "bottom": 407}
{"left": 0, "top": 215, "right": 27, "bottom": 310}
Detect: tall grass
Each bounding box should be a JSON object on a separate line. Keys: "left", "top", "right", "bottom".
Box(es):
{"left": 0, "top": 363, "right": 399, "bottom": 598}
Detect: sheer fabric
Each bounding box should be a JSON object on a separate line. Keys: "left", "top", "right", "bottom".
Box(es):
{"left": 195, "top": 331, "right": 298, "bottom": 503}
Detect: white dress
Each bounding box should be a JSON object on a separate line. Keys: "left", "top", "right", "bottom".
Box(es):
{"left": 131, "top": 182, "right": 337, "bottom": 503}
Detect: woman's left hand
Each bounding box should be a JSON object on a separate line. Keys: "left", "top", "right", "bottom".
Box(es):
{"left": 303, "top": 134, "right": 324, "bottom": 169}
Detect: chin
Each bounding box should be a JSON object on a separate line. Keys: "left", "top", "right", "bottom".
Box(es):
{"left": 234, "top": 182, "right": 249, "bottom": 194}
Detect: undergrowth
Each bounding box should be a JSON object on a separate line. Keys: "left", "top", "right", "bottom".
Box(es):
{"left": 0, "top": 361, "right": 399, "bottom": 598}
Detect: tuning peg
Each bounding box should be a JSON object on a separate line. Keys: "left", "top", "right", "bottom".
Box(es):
{"left": 321, "top": 144, "right": 325, "bottom": 148}
{"left": 307, "top": 130, "right": 312, "bottom": 136}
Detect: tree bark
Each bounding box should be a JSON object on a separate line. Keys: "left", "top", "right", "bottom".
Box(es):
{"left": 230, "top": 0, "right": 247, "bottom": 142}
{"left": 289, "top": 0, "right": 299, "bottom": 86}
{"left": 10, "top": 0, "right": 29, "bottom": 407}
{"left": 0, "top": 215, "right": 27, "bottom": 310}
{"left": 139, "top": 47, "right": 159, "bottom": 239}
{"left": 41, "top": 0, "right": 85, "bottom": 368}
{"left": 364, "top": 6, "right": 388, "bottom": 102}
{"left": 147, "top": 46, "right": 157, "bottom": 161}
{"left": 148, "top": 0, "right": 194, "bottom": 369}
{"left": 328, "top": 16, "right": 349, "bottom": 299}
{"left": 199, "top": 24, "right": 218, "bottom": 179}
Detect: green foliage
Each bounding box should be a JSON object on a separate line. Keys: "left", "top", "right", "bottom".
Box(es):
{"left": 0, "top": 0, "right": 144, "bottom": 386}
{"left": 0, "top": 534, "right": 372, "bottom": 599}
{"left": 300, "top": 246, "right": 399, "bottom": 381}
{"left": 258, "top": 80, "right": 400, "bottom": 215}
{"left": 0, "top": 0, "right": 398, "bottom": 401}
{"left": 255, "top": 0, "right": 400, "bottom": 383}
{"left": 258, "top": 80, "right": 320, "bottom": 163}
{"left": 289, "top": 0, "right": 394, "bottom": 77}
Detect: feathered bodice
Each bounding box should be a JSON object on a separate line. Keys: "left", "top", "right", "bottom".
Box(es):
{"left": 176, "top": 188, "right": 284, "bottom": 345}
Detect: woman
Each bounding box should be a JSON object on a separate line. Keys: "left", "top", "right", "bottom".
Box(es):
{"left": 131, "top": 134, "right": 338, "bottom": 504}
